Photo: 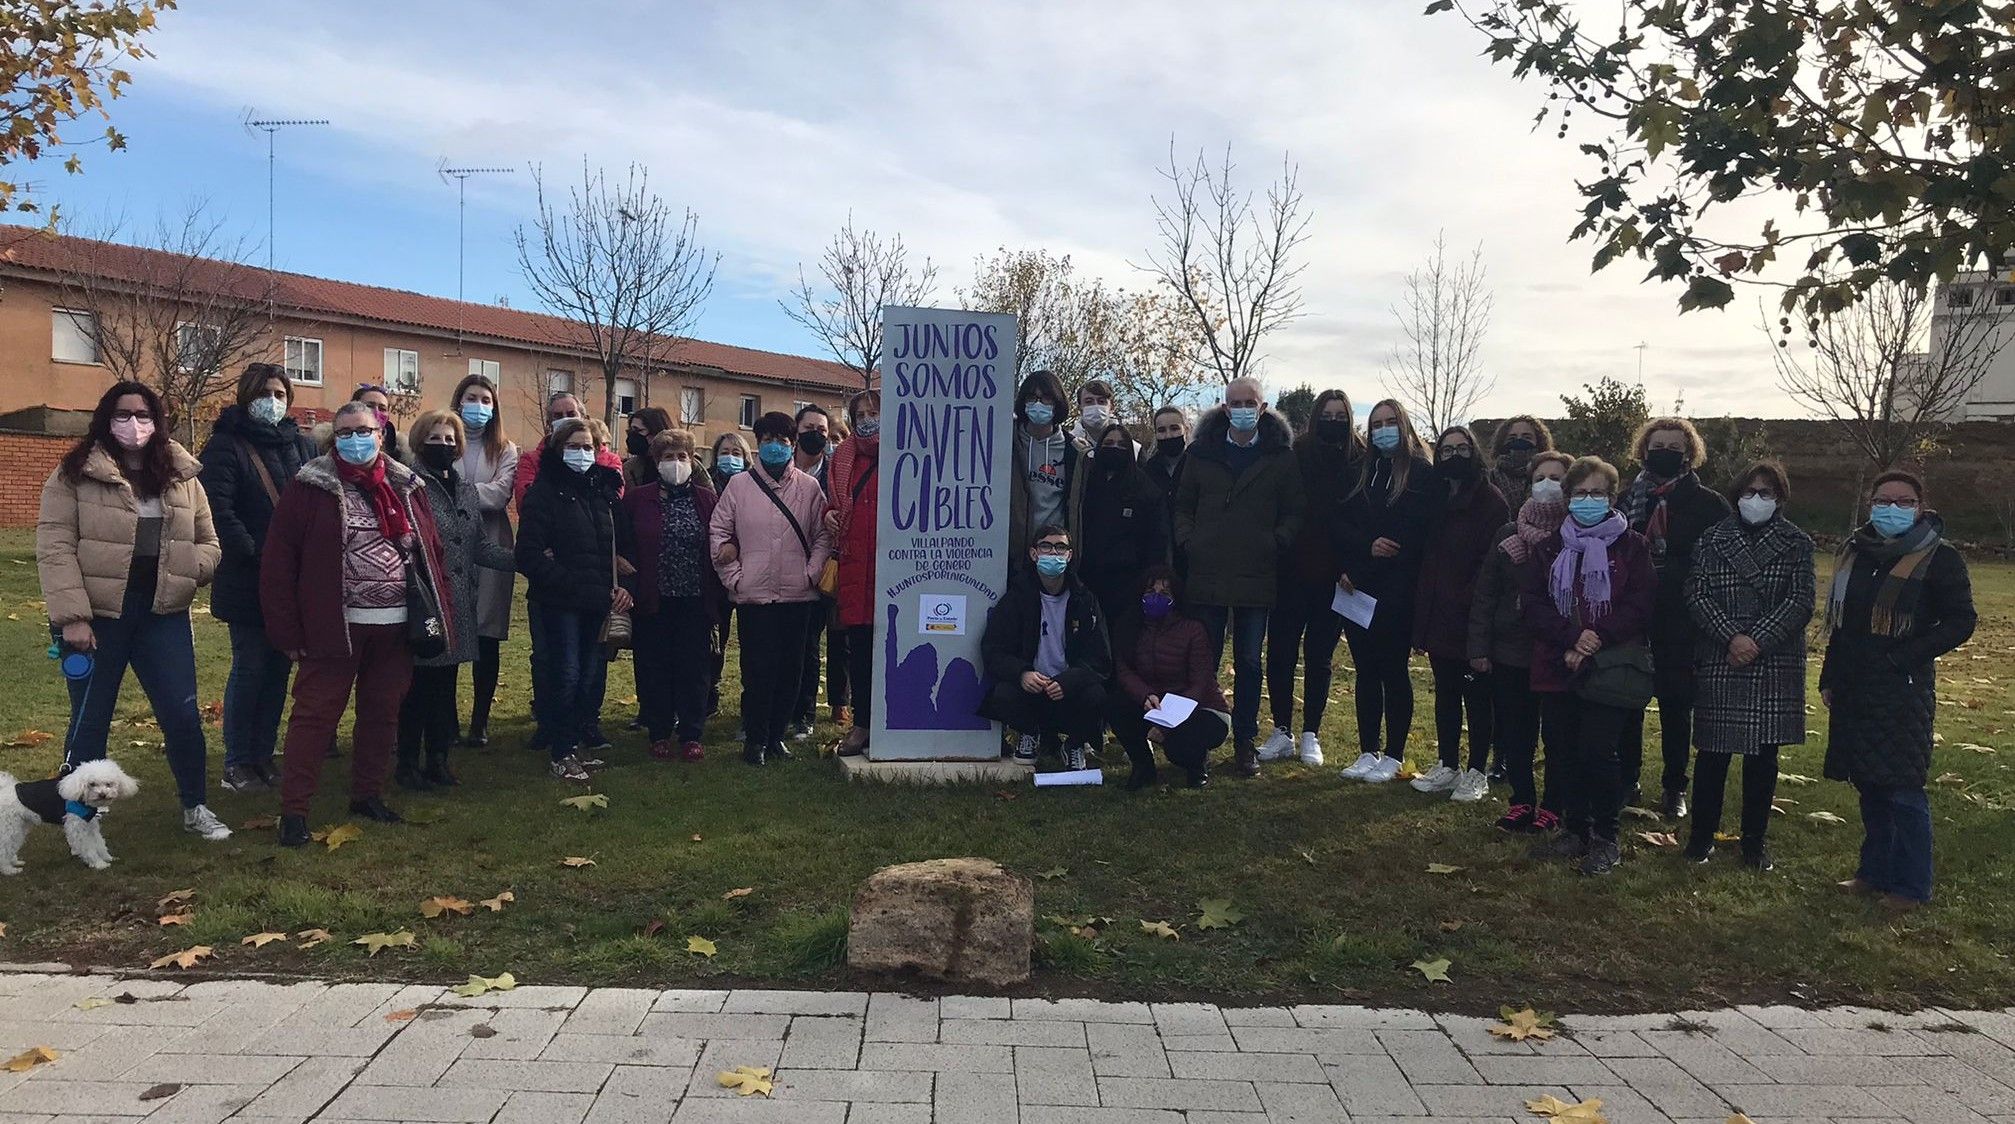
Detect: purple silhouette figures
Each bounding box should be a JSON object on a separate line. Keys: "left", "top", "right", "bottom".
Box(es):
{"left": 884, "top": 602, "right": 990, "bottom": 730}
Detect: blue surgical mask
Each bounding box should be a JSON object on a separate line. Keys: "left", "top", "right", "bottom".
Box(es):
{"left": 459, "top": 402, "right": 493, "bottom": 431}
{"left": 1569, "top": 497, "right": 1611, "bottom": 527}
{"left": 1228, "top": 406, "right": 1260, "bottom": 432}
{"left": 716, "top": 454, "right": 745, "bottom": 476}
{"left": 758, "top": 441, "right": 792, "bottom": 469}
{"left": 1024, "top": 402, "right": 1054, "bottom": 427}
{"left": 1870, "top": 502, "right": 1918, "bottom": 537}
{"left": 561, "top": 447, "right": 595, "bottom": 473}
{"left": 335, "top": 434, "right": 378, "bottom": 466}
{"left": 248, "top": 396, "right": 286, "bottom": 426}
{"left": 1370, "top": 425, "right": 1401, "bottom": 453}
{"left": 1035, "top": 554, "right": 1069, "bottom": 579}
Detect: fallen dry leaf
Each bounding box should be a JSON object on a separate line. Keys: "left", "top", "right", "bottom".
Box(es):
{"left": 2, "top": 1046, "right": 58, "bottom": 1073}
{"left": 240, "top": 816, "right": 276, "bottom": 830}
{"left": 722, "top": 888, "right": 754, "bottom": 900}
{"left": 559, "top": 793, "right": 609, "bottom": 812}
{"left": 690, "top": 833, "right": 704, "bottom": 842}
{"left": 240, "top": 932, "right": 287, "bottom": 949}
{"left": 1140, "top": 919, "right": 1181, "bottom": 941}
{"left": 384, "top": 1009, "right": 419, "bottom": 1023}
{"left": 1491, "top": 1006, "right": 1558, "bottom": 1042}
{"left": 138, "top": 1083, "right": 180, "bottom": 1101}
{"left": 149, "top": 946, "right": 213, "bottom": 970}
{"left": 1634, "top": 831, "right": 1680, "bottom": 848}
{"left": 295, "top": 928, "right": 332, "bottom": 949}
{"left": 1778, "top": 772, "right": 1817, "bottom": 786}
{"left": 642, "top": 920, "right": 667, "bottom": 939}
{"left": 479, "top": 891, "right": 514, "bottom": 913}
{"left": 687, "top": 935, "right": 718, "bottom": 957}
{"left": 451, "top": 972, "right": 517, "bottom": 998}
{"left": 4, "top": 729, "right": 53, "bottom": 749}
{"left": 1806, "top": 811, "right": 1848, "bottom": 825}
{"left": 1195, "top": 899, "right": 1245, "bottom": 930}
{"left": 419, "top": 896, "right": 475, "bottom": 919}
{"left": 0, "top": 920, "right": 7, "bottom": 938}
{"left": 1935, "top": 772, "right": 1969, "bottom": 786}
{"left": 1036, "top": 867, "right": 1068, "bottom": 880}
{"left": 313, "top": 823, "right": 363, "bottom": 851}
{"left": 1439, "top": 920, "right": 1464, "bottom": 933}
{"left": 157, "top": 912, "right": 193, "bottom": 927}
{"left": 1527, "top": 1093, "right": 1607, "bottom": 1123}
{"left": 353, "top": 930, "right": 417, "bottom": 957}
{"left": 1621, "top": 805, "right": 1662, "bottom": 821}
{"left": 156, "top": 888, "right": 195, "bottom": 910}
{"left": 717, "top": 1065, "right": 774, "bottom": 1097}
{"left": 1713, "top": 831, "right": 1742, "bottom": 843}
{"left": 1726, "top": 1115, "right": 1757, "bottom": 1124}
{"left": 1425, "top": 862, "right": 1463, "bottom": 874}
{"left": 560, "top": 856, "right": 597, "bottom": 868}
{"left": 74, "top": 996, "right": 111, "bottom": 1011}
{"left": 469, "top": 1024, "right": 497, "bottom": 1038}
{"left": 1412, "top": 957, "right": 1452, "bottom": 983}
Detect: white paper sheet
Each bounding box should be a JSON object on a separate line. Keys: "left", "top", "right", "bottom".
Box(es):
{"left": 1144, "top": 693, "right": 1197, "bottom": 729}
{"left": 1330, "top": 585, "right": 1378, "bottom": 628}
{"left": 1032, "top": 768, "right": 1105, "bottom": 787}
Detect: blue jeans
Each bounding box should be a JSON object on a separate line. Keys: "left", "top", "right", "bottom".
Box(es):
{"left": 1857, "top": 784, "right": 1933, "bottom": 902}
{"left": 59, "top": 575, "right": 209, "bottom": 809}
{"left": 223, "top": 620, "right": 292, "bottom": 769}
{"left": 1192, "top": 604, "right": 1268, "bottom": 743}
{"left": 529, "top": 602, "right": 604, "bottom": 761}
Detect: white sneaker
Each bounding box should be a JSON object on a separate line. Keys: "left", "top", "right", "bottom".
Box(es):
{"left": 182, "top": 805, "right": 231, "bottom": 842}
{"left": 1410, "top": 764, "right": 1459, "bottom": 793}
{"left": 1012, "top": 735, "right": 1038, "bottom": 763}
{"left": 1298, "top": 732, "right": 1324, "bottom": 767}
{"left": 1451, "top": 768, "right": 1489, "bottom": 803}
{"left": 1257, "top": 726, "right": 1296, "bottom": 761}
{"left": 1365, "top": 755, "right": 1404, "bottom": 784}
{"left": 1340, "top": 752, "right": 1380, "bottom": 781}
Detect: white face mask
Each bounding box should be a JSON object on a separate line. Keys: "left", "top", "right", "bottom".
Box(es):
{"left": 1738, "top": 494, "right": 1778, "bottom": 525}
{"left": 1529, "top": 478, "right": 1564, "bottom": 505}
{"left": 659, "top": 459, "right": 692, "bottom": 487}
{"left": 1080, "top": 405, "right": 1108, "bottom": 431}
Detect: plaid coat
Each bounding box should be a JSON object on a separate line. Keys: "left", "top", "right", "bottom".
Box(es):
{"left": 1684, "top": 515, "right": 1815, "bottom": 754}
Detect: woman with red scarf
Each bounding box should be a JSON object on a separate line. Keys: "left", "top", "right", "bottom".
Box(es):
{"left": 827, "top": 390, "right": 882, "bottom": 756}
{"left": 262, "top": 401, "right": 448, "bottom": 848}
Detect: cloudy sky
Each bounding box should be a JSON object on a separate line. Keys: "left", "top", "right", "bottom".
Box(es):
{"left": 39, "top": 0, "right": 1796, "bottom": 418}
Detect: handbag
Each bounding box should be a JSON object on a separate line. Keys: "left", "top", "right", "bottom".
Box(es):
{"left": 816, "top": 455, "right": 876, "bottom": 598}
{"left": 600, "top": 534, "right": 631, "bottom": 648}
{"left": 402, "top": 539, "right": 449, "bottom": 660}
{"left": 1575, "top": 643, "right": 1655, "bottom": 710}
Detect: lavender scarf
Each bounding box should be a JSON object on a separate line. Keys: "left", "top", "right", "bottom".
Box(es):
{"left": 1550, "top": 510, "right": 1627, "bottom": 621}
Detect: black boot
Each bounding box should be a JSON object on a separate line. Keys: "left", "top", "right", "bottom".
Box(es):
{"left": 1662, "top": 787, "right": 1690, "bottom": 818}
{"left": 421, "top": 752, "right": 459, "bottom": 787}
{"left": 742, "top": 741, "right": 766, "bottom": 767}
{"left": 1234, "top": 740, "right": 1260, "bottom": 779}
{"left": 393, "top": 744, "right": 432, "bottom": 792}
{"left": 278, "top": 814, "right": 310, "bottom": 847}
{"left": 462, "top": 719, "right": 488, "bottom": 749}
{"left": 349, "top": 797, "right": 402, "bottom": 824}
{"left": 1123, "top": 745, "right": 1158, "bottom": 791}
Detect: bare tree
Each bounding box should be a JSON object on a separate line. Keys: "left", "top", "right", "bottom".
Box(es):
{"left": 1772, "top": 277, "right": 2012, "bottom": 475}
{"left": 51, "top": 202, "right": 277, "bottom": 442}
{"left": 1383, "top": 232, "right": 1495, "bottom": 435}
{"left": 783, "top": 214, "right": 936, "bottom": 387}
{"left": 1094, "top": 281, "right": 1216, "bottom": 426}
{"left": 1144, "top": 142, "right": 1311, "bottom": 385}
{"left": 959, "top": 247, "right": 1102, "bottom": 387}
{"left": 516, "top": 161, "right": 718, "bottom": 428}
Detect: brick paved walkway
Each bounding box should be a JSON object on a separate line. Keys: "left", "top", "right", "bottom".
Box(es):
{"left": 2, "top": 967, "right": 2012, "bottom": 1122}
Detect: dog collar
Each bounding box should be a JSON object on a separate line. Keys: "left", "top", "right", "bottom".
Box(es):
{"left": 64, "top": 799, "right": 99, "bottom": 822}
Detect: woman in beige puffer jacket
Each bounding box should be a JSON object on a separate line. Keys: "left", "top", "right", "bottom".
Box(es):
{"left": 36, "top": 381, "right": 227, "bottom": 843}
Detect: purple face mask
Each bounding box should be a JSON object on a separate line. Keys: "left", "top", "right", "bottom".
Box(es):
{"left": 1141, "top": 592, "right": 1174, "bottom": 620}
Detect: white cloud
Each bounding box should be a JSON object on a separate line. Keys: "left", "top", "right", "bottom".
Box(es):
{"left": 128, "top": 0, "right": 1802, "bottom": 418}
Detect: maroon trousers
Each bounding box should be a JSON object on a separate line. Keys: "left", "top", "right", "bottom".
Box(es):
{"left": 279, "top": 623, "right": 412, "bottom": 816}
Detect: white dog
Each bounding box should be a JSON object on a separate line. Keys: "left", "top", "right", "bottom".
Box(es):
{"left": 0, "top": 759, "right": 140, "bottom": 874}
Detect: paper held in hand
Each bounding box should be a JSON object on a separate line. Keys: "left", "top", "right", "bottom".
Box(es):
{"left": 1144, "top": 694, "right": 1197, "bottom": 729}
{"left": 1331, "top": 585, "right": 1378, "bottom": 628}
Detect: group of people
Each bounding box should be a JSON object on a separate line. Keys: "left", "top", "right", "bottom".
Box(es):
{"left": 31, "top": 365, "right": 1975, "bottom": 906}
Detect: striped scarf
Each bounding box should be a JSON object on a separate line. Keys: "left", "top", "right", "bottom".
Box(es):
{"left": 1828, "top": 517, "right": 1940, "bottom": 637}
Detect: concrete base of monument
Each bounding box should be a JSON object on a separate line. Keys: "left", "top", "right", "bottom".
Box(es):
{"left": 840, "top": 755, "right": 1036, "bottom": 785}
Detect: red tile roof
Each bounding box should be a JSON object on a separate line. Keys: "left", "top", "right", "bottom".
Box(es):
{"left": 0, "top": 224, "right": 863, "bottom": 393}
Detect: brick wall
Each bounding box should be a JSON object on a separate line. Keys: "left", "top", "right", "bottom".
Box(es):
{"left": 0, "top": 431, "right": 71, "bottom": 528}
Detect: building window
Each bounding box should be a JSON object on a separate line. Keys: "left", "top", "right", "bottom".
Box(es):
{"left": 615, "top": 378, "right": 638, "bottom": 416}
{"left": 468, "top": 358, "right": 501, "bottom": 380}
{"left": 1949, "top": 288, "right": 1977, "bottom": 309}
{"left": 51, "top": 309, "right": 99, "bottom": 364}
{"left": 1996, "top": 287, "right": 2015, "bottom": 307}
{"left": 792, "top": 400, "right": 815, "bottom": 418}
{"left": 383, "top": 348, "right": 420, "bottom": 394}
{"left": 739, "top": 395, "right": 760, "bottom": 429}
{"left": 680, "top": 386, "right": 704, "bottom": 425}
{"left": 175, "top": 322, "right": 223, "bottom": 372}
{"left": 546, "top": 370, "right": 573, "bottom": 400}
{"left": 285, "top": 337, "right": 323, "bottom": 384}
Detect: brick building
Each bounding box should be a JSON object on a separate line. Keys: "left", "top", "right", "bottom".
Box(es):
{"left": 0, "top": 225, "right": 862, "bottom": 524}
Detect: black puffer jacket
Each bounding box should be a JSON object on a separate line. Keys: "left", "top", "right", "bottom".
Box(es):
{"left": 1820, "top": 519, "right": 1976, "bottom": 789}
{"left": 516, "top": 446, "right": 632, "bottom": 616}
{"left": 197, "top": 404, "right": 316, "bottom": 624}
{"left": 1079, "top": 456, "right": 1168, "bottom": 589}
{"left": 1334, "top": 452, "right": 1441, "bottom": 605}
{"left": 1629, "top": 472, "right": 1730, "bottom": 670}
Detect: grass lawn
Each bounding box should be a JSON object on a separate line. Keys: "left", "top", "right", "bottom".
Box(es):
{"left": 0, "top": 528, "right": 2012, "bottom": 1014}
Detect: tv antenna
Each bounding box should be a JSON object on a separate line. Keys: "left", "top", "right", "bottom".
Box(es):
{"left": 1633, "top": 341, "right": 1648, "bottom": 387}
{"left": 438, "top": 161, "right": 516, "bottom": 350}
{"left": 242, "top": 111, "right": 329, "bottom": 272}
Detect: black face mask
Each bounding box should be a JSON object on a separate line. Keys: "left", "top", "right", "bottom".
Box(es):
{"left": 1437, "top": 455, "right": 1479, "bottom": 483}
{"left": 627, "top": 432, "right": 649, "bottom": 458}
{"left": 382, "top": 420, "right": 399, "bottom": 452}
{"left": 797, "top": 431, "right": 828, "bottom": 457}
{"left": 1499, "top": 436, "right": 1535, "bottom": 467}
{"left": 1095, "top": 445, "right": 1130, "bottom": 472}
{"left": 1315, "top": 417, "right": 1352, "bottom": 445}
{"left": 1644, "top": 447, "right": 1687, "bottom": 479}
{"left": 419, "top": 443, "right": 457, "bottom": 473}
{"left": 1155, "top": 436, "right": 1186, "bottom": 459}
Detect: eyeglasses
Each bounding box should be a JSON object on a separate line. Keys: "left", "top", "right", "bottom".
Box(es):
{"left": 1033, "top": 543, "right": 1071, "bottom": 556}
{"left": 1438, "top": 446, "right": 1473, "bottom": 457}
{"left": 1875, "top": 497, "right": 1921, "bottom": 509}
{"left": 111, "top": 410, "right": 154, "bottom": 423}
{"left": 333, "top": 426, "right": 379, "bottom": 440}
{"left": 1570, "top": 488, "right": 1612, "bottom": 499}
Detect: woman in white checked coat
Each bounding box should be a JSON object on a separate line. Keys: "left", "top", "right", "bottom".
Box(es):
{"left": 1681, "top": 460, "right": 1814, "bottom": 871}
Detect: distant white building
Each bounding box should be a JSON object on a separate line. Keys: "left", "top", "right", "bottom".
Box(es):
{"left": 1933, "top": 268, "right": 2015, "bottom": 420}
